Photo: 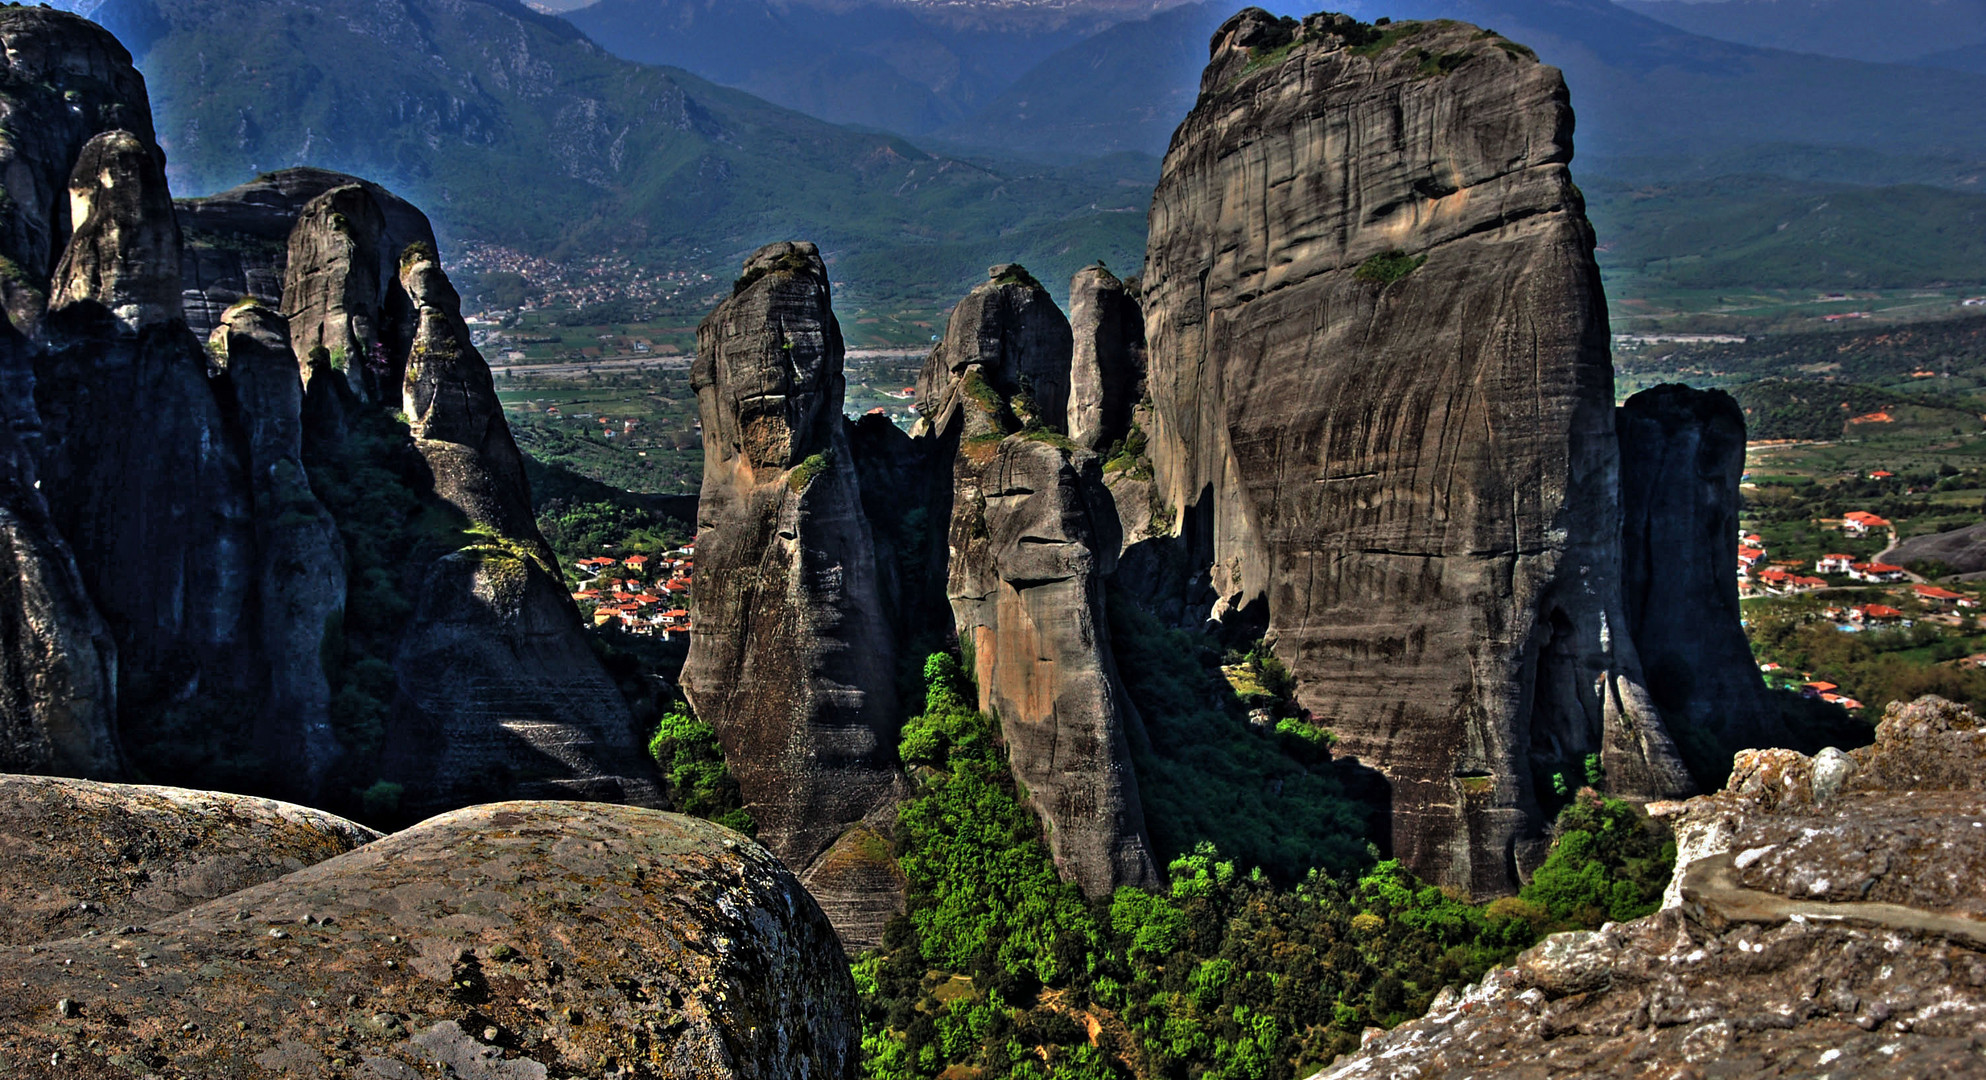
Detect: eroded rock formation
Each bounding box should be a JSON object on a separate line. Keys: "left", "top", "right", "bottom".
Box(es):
{"left": 684, "top": 241, "right": 906, "bottom": 948}
{"left": 1315, "top": 695, "right": 1986, "bottom": 1078}
{"left": 1618, "top": 384, "right": 1786, "bottom": 785}
{"left": 0, "top": 787, "right": 858, "bottom": 1079}
{"left": 210, "top": 300, "right": 348, "bottom": 787}
{"left": 1140, "top": 9, "right": 1692, "bottom": 895}
{"left": 922, "top": 264, "right": 1159, "bottom": 896}
{"left": 1066, "top": 263, "right": 1144, "bottom": 453}
{"left": 0, "top": 5, "right": 154, "bottom": 339}
{"left": 179, "top": 167, "right": 433, "bottom": 341}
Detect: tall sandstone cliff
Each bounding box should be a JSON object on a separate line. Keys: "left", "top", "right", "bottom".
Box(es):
{"left": 920, "top": 264, "right": 1160, "bottom": 897}
{"left": 1142, "top": 9, "right": 1693, "bottom": 895}
{"left": 684, "top": 242, "right": 906, "bottom": 949}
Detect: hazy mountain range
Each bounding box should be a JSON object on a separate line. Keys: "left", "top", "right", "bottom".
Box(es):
{"left": 54, "top": 0, "right": 1986, "bottom": 297}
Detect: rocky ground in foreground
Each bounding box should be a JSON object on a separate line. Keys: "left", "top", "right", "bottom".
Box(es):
{"left": 1313, "top": 694, "right": 1986, "bottom": 1079}
{"left": 0, "top": 784, "right": 855, "bottom": 1079}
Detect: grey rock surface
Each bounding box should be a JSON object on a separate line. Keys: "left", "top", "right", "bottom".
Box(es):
{"left": 947, "top": 431, "right": 1159, "bottom": 895}
{"left": 0, "top": 6, "right": 154, "bottom": 339}
{"left": 1314, "top": 695, "right": 1986, "bottom": 1079}
{"left": 918, "top": 262, "right": 1158, "bottom": 896}
{"left": 47, "top": 129, "right": 183, "bottom": 335}
{"left": 915, "top": 264, "right": 1074, "bottom": 440}
{"left": 0, "top": 772, "right": 376, "bottom": 945}
{"left": 0, "top": 797, "right": 857, "bottom": 1079}
{"left": 684, "top": 241, "right": 906, "bottom": 950}
{"left": 179, "top": 167, "right": 434, "bottom": 341}
{"left": 1141, "top": 9, "right": 1692, "bottom": 895}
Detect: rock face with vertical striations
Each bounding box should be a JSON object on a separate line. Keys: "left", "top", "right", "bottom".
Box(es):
{"left": 1140, "top": 9, "right": 1692, "bottom": 896}
{"left": 209, "top": 300, "right": 349, "bottom": 789}
{"left": 34, "top": 127, "right": 259, "bottom": 733}
{"left": 0, "top": 6, "right": 155, "bottom": 339}
{"left": 399, "top": 241, "right": 544, "bottom": 554}
{"left": 1618, "top": 384, "right": 1787, "bottom": 786}
{"left": 684, "top": 241, "right": 906, "bottom": 950}
{"left": 923, "top": 264, "right": 1159, "bottom": 897}
{"left": 178, "top": 167, "right": 433, "bottom": 342}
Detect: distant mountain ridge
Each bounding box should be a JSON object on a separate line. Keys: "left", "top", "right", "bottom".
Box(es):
{"left": 59, "top": 0, "right": 1151, "bottom": 305}
{"left": 1620, "top": 0, "right": 1986, "bottom": 64}
{"left": 562, "top": 0, "right": 1204, "bottom": 135}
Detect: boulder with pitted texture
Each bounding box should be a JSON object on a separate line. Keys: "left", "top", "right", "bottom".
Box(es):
{"left": 1311, "top": 695, "right": 1986, "bottom": 1079}
{"left": 0, "top": 787, "right": 857, "bottom": 1079}
{"left": 1140, "top": 8, "right": 1692, "bottom": 896}
{"left": 684, "top": 241, "right": 906, "bottom": 950}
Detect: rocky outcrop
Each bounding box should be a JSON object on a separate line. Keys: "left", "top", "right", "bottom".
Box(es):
{"left": 46, "top": 129, "right": 183, "bottom": 335}
{"left": 0, "top": 6, "right": 154, "bottom": 339}
{"left": 0, "top": 793, "right": 858, "bottom": 1079}
{"left": 0, "top": 773, "right": 376, "bottom": 945}
{"left": 1066, "top": 263, "right": 1144, "bottom": 453}
{"left": 34, "top": 129, "right": 257, "bottom": 725}
{"left": 1140, "top": 9, "right": 1692, "bottom": 895}
{"left": 920, "top": 263, "right": 1159, "bottom": 897}
{"left": 1313, "top": 695, "right": 1986, "bottom": 1079}
{"left": 179, "top": 167, "right": 434, "bottom": 341}
{"left": 1618, "top": 384, "right": 1786, "bottom": 784}
{"left": 948, "top": 432, "right": 1159, "bottom": 895}
{"left": 210, "top": 300, "right": 348, "bottom": 788}
{"left": 400, "top": 241, "right": 544, "bottom": 554}
{"left": 0, "top": 329, "right": 118, "bottom": 780}
{"left": 282, "top": 184, "right": 398, "bottom": 404}
{"left": 684, "top": 242, "right": 905, "bottom": 949}
{"left": 381, "top": 542, "right": 662, "bottom": 813}
{"left": 915, "top": 264, "right": 1074, "bottom": 440}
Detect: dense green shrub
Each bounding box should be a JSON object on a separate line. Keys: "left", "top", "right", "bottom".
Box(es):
{"left": 858, "top": 653, "right": 1678, "bottom": 1079}
{"left": 647, "top": 705, "right": 754, "bottom": 836}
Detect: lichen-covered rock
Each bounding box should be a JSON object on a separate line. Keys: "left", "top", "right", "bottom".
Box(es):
{"left": 0, "top": 799, "right": 857, "bottom": 1079}
{"left": 1314, "top": 695, "right": 1986, "bottom": 1079}
{"left": 179, "top": 167, "right": 434, "bottom": 341}
{"left": 684, "top": 241, "right": 905, "bottom": 951}
{"left": 283, "top": 184, "right": 394, "bottom": 403}
{"left": 46, "top": 129, "right": 183, "bottom": 334}
{"left": 0, "top": 773, "right": 375, "bottom": 946}
{"left": 1066, "top": 264, "right": 1144, "bottom": 452}
{"left": 1141, "top": 9, "right": 1692, "bottom": 895}
{"left": 210, "top": 300, "right": 348, "bottom": 790}
{"left": 1619, "top": 384, "right": 1787, "bottom": 784}
{"left": 0, "top": 5, "right": 154, "bottom": 339}
{"left": 947, "top": 432, "right": 1159, "bottom": 895}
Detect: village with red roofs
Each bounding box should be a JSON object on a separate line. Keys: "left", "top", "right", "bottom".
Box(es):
{"left": 570, "top": 543, "right": 696, "bottom": 638}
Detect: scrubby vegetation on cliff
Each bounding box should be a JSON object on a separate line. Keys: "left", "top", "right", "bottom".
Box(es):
{"left": 856, "top": 653, "right": 1677, "bottom": 1079}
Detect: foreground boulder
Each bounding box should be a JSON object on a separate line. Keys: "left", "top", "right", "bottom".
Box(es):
{"left": 1140, "top": 9, "right": 1693, "bottom": 895}
{"left": 0, "top": 792, "right": 857, "bottom": 1078}
{"left": 0, "top": 773, "right": 376, "bottom": 946}
{"left": 1314, "top": 695, "right": 1986, "bottom": 1078}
